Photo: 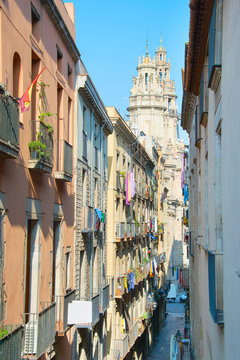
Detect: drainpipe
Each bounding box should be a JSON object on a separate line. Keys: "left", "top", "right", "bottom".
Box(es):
{"left": 89, "top": 110, "right": 94, "bottom": 360}
{"left": 100, "top": 124, "right": 104, "bottom": 360}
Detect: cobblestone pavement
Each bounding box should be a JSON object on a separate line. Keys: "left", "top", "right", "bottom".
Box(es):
{"left": 147, "top": 302, "right": 190, "bottom": 360}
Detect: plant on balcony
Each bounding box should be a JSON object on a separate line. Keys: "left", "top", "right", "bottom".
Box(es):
{"left": 134, "top": 219, "right": 140, "bottom": 227}
{"left": 158, "top": 222, "right": 164, "bottom": 233}
{"left": 28, "top": 140, "right": 49, "bottom": 160}
{"left": 0, "top": 327, "right": 8, "bottom": 339}
{"left": 119, "top": 171, "right": 126, "bottom": 179}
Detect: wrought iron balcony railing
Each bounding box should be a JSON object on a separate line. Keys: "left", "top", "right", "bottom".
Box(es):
{"left": 0, "top": 324, "right": 23, "bottom": 360}
{"left": 23, "top": 302, "right": 56, "bottom": 358}
{"left": 114, "top": 334, "right": 129, "bottom": 359}
{"left": 28, "top": 120, "right": 53, "bottom": 173}
{"left": 0, "top": 88, "right": 19, "bottom": 158}
{"left": 55, "top": 139, "right": 73, "bottom": 182}
{"left": 53, "top": 289, "right": 76, "bottom": 335}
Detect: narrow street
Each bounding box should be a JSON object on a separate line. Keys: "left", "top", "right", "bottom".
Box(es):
{"left": 148, "top": 302, "right": 190, "bottom": 360}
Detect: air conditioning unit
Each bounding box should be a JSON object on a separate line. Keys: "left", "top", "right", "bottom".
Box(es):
{"left": 24, "top": 321, "right": 38, "bottom": 355}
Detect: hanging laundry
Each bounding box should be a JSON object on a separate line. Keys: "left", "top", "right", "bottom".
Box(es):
{"left": 181, "top": 153, "right": 186, "bottom": 189}
{"left": 124, "top": 276, "right": 128, "bottom": 290}
{"left": 176, "top": 268, "right": 179, "bottom": 280}
{"left": 95, "top": 208, "right": 102, "bottom": 220}
{"left": 130, "top": 171, "right": 135, "bottom": 198}
{"left": 130, "top": 272, "right": 135, "bottom": 289}
{"left": 101, "top": 212, "right": 105, "bottom": 223}
{"left": 184, "top": 184, "right": 189, "bottom": 205}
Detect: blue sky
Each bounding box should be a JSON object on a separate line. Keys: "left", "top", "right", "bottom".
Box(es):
{"left": 66, "top": 0, "right": 190, "bottom": 140}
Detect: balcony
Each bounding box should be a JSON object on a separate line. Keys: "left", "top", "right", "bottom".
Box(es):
{"left": 81, "top": 205, "right": 94, "bottom": 232}
{"left": 28, "top": 121, "right": 53, "bottom": 173}
{"left": 107, "top": 349, "right": 121, "bottom": 360}
{"left": 53, "top": 289, "right": 76, "bottom": 336}
{"left": 115, "top": 222, "right": 126, "bottom": 240}
{"left": 126, "top": 223, "right": 131, "bottom": 238}
{"left": 114, "top": 334, "right": 129, "bottom": 359}
{"left": 23, "top": 302, "right": 56, "bottom": 358}
{"left": 0, "top": 324, "right": 23, "bottom": 360}
{"left": 55, "top": 139, "right": 73, "bottom": 182}
{"left": 128, "top": 320, "right": 139, "bottom": 348}
{"left": 68, "top": 293, "right": 100, "bottom": 328}
{"left": 100, "top": 283, "right": 110, "bottom": 313}
{"left": 0, "top": 88, "right": 19, "bottom": 159}
{"left": 182, "top": 268, "right": 189, "bottom": 290}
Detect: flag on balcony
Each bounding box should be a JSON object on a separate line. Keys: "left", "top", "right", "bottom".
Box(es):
{"left": 19, "top": 66, "right": 46, "bottom": 113}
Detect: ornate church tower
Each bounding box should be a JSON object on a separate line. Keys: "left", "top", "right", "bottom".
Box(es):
{"left": 128, "top": 40, "right": 178, "bottom": 151}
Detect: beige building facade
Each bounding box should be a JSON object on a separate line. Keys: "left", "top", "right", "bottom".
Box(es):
{"left": 106, "top": 107, "right": 165, "bottom": 359}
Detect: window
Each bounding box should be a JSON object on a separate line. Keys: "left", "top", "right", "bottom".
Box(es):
{"left": 65, "top": 247, "right": 71, "bottom": 290}
{"left": 67, "top": 63, "right": 72, "bottom": 86}
{"left": 56, "top": 45, "right": 63, "bottom": 73}
{"left": 13, "top": 52, "right": 22, "bottom": 99}
{"left": 159, "top": 71, "right": 162, "bottom": 80}
{"left": 82, "top": 169, "right": 87, "bottom": 206}
{"left": 208, "top": 0, "right": 222, "bottom": 90}
{"left": 52, "top": 220, "right": 62, "bottom": 297}
{"left": 145, "top": 73, "right": 148, "bottom": 89}
{"left": 94, "top": 178, "right": 98, "bottom": 208}
{"left": 200, "top": 61, "right": 209, "bottom": 126}
{"left": 208, "top": 251, "right": 223, "bottom": 324}
{"left": 160, "top": 54, "right": 162, "bottom": 61}
{"left": 79, "top": 250, "right": 85, "bottom": 298}
{"left": 123, "top": 156, "right": 126, "bottom": 169}
{"left": 31, "top": 2, "right": 40, "bottom": 40}
{"left": 116, "top": 152, "right": 120, "bottom": 171}
{"left": 83, "top": 106, "right": 88, "bottom": 160}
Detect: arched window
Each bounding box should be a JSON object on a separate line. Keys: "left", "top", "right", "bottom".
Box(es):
{"left": 13, "top": 52, "right": 22, "bottom": 98}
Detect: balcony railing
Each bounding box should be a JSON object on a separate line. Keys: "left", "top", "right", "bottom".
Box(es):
{"left": 0, "top": 324, "right": 23, "bottom": 360}
{"left": 53, "top": 289, "right": 76, "bottom": 335}
{"left": 114, "top": 334, "right": 129, "bottom": 359}
{"left": 68, "top": 293, "right": 100, "bottom": 328}
{"left": 126, "top": 223, "right": 130, "bottom": 238}
{"left": 82, "top": 131, "right": 87, "bottom": 160}
{"left": 101, "top": 283, "right": 110, "bottom": 313}
{"left": 0, "top": 88, "right": 19, "bottom": 158}
{"left": 106, "top": 275, "right": 115, "bottom": 300}
{"left": 28, "top": 120, "right": 53, "bottom": 173}
{"left": 55, "top": 139, "right": 73, "bottom": 182}
{"left": 116, "top": 172, "right": 121, "bottom": 190}
{"left": 23, "top": 302, "right": 56, "bottom": 358}
{"left": 128, "top": 320, "right": 139, "bottom": 348}
{"left": 107, "top": 349, "right": 120, "bottom": 360}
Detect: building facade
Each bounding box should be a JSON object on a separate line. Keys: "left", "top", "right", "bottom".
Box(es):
{"left": 128, "top": 43, "right": 186, "bottom": 290}
{"left": 67, "top": 59, "right": 113, "bottom": 360}
{"left": 0, "top": 0, "right": 79, "bottom": 359}
{"left": 181, "top": 0, "right": 240, "bottom": 358}
{"left": 106, "top": 107, "right": 165, "bottom": 359}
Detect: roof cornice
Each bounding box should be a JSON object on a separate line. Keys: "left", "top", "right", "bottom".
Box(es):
{"left": 40, "top": 0, "right": 80, "bottom": 62}
{"left": 77, "top": 75, "right": 113, "bottom": 134}
{"left": 185, "top": 0, "right": 215, "bottom": 95}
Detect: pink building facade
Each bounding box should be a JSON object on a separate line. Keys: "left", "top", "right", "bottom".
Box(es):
{"left": 0, "top": 0, "right": 79, "bottom": 358}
